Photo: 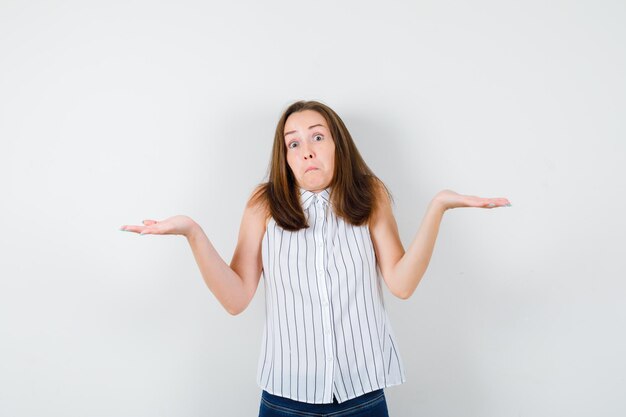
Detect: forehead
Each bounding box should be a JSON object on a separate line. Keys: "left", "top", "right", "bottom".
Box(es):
{"left": 284, "top": 110, "right": 327, "bottom": 135}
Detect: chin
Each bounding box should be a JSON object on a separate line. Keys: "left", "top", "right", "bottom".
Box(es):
{"left": 300, "top": 181, "right": 323, "bottom": 190}
{"left": 312, "top": 181, "right": 331, "bottom": 189}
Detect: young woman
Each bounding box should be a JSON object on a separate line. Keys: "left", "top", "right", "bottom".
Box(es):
{"left": 120, "top": 100, "right": 511, "bottom": 416}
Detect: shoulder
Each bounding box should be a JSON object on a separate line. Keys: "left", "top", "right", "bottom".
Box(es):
{"left": 369, "top": 178, "right": 393, "bottom": 226}
{"left": 246, "top": 184, "right": 272, "bottom": 229}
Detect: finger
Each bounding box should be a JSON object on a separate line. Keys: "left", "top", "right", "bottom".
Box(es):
{"left": 493, "top": 198, "right": 511, "bottom": 207}
{"left": 485, "top": 199, "right": 511, "bottom": 208}
{"left": 143, "top": 220, "right": 158, "bottom": 225}
{"left": 139, "top": 228, "right": 152, "bottom": 235}
{"left": 120, "top": 225, "right": 144, "bottom": 233}
{"left": 140, "top": 226, "right": 163, "bottom": 235}
{"left": 483, "top": 198, "right": 500, "bottom": 208}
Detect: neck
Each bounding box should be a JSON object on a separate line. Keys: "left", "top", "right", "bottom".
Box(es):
{"left": 301, "top": 186, "right": 330, "bottom": 194}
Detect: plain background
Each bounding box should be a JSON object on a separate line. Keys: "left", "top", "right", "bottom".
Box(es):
{"left": 1, "top": 0, "right": 625, "bottom": 416}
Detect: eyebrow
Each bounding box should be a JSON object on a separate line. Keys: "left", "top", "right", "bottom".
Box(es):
{"left": 284, "top": 124, "right": 325, "bottom": 137}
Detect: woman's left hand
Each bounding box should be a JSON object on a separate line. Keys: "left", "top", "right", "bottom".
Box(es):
{"left": 434, "top": 189, "right": 512, "bottom": 211}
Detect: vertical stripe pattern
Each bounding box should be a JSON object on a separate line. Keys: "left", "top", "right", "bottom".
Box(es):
{"left": 256, "top": 187, "right": 406, "bottom": 404}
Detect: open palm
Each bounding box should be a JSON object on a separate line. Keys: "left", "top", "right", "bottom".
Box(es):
{"left": 119, "top": 215, "right": 196, "bottom": 236}
{"left": 435, "top": 189, "right": 512, "bottom": 210}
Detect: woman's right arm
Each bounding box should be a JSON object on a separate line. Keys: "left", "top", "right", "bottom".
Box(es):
{"left": 121, "top": 187, "right": 268, "bottom": 316}
{"left": 186, "top": 188, "right": 268, "bottom": 315}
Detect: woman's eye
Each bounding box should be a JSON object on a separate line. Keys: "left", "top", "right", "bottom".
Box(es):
{"left": 288, "top": 141, "right": 298, "bottom": 149}
{"left": 313, "top": 134, "right": 324, "bottom": 141}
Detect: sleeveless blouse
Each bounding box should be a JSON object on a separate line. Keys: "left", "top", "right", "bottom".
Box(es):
{"left": 256, "top": 186, "right": 406, "bottom": 404}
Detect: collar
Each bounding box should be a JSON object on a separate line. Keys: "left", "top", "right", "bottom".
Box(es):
{"left": 299, "top": 186, "right": 332, "bottom": 210}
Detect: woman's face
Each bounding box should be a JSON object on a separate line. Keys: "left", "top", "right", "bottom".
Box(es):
{"left": 284, "top": 110, "right": 335, "bottom": 192}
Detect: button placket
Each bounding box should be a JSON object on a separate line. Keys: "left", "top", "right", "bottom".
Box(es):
{"left": 313, "top": 198, "right": 334, "bottom": 400}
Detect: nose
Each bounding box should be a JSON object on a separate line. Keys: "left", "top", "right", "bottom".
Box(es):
{"left": 302, "top": 143, "right": 314, "bottom": 160}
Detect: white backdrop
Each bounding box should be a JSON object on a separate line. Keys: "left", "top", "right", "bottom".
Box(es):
{"left": 1, "top": 1, "right": 625, "bottom": 416}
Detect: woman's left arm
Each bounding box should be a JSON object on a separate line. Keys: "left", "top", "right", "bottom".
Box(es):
{"left": 369, "top": 188, "right": 511, "bottom": 300}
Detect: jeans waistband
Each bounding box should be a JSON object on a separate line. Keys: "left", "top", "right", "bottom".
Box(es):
{"left": 261, "top": 388, "right": 385, "bottom": 414}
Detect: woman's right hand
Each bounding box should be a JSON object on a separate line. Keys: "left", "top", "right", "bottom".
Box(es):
{"left": 119, "top": 215, "right": 197, "bottom": 237}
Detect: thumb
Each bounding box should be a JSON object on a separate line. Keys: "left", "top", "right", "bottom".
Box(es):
{"left": 143, "top": 219, "right": 158, "bottom": 225}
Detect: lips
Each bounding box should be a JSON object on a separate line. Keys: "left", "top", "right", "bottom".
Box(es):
{"left": 305, "top": 167, "right": 318, "bottom": 172}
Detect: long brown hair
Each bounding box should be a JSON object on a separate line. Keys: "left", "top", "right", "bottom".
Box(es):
{"left": 251, "top": 100, "right": 392, "bottom": 231}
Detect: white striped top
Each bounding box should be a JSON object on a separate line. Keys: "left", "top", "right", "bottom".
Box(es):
{"left": 256, "top": 186, "right": 406, "bottom": 404}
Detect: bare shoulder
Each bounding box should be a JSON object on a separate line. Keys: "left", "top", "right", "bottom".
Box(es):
{"left": 373, "top": 178, "right": 392, "bottom": 204}
{"left": 369, "top": 178, "right": 394, "bottom": 226}
{"left": 245, "top": 184, "right": 271, "bottom": 230}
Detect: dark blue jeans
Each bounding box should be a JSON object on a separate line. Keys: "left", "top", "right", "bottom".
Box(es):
{"left": 258, "top": 389, "right": 389, "bottom": 417}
